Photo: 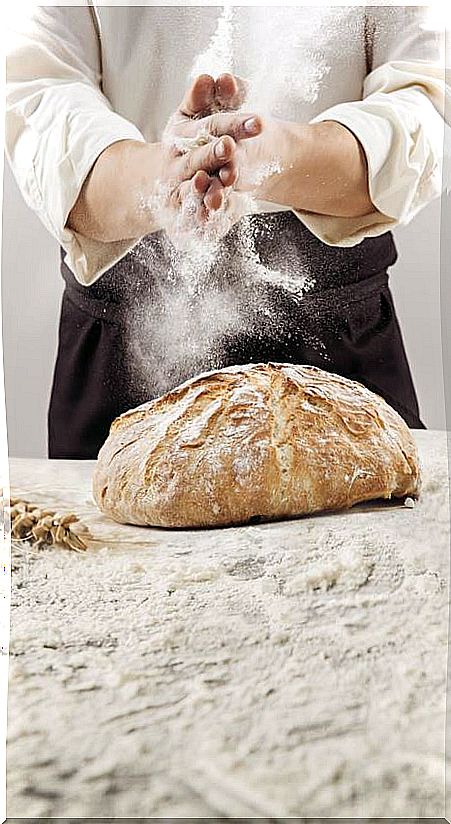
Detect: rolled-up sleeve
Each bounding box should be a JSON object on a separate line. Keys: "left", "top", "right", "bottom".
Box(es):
{"left": 6, "top": 4, "right": 146, "bottom": 284}
{"left": 294, "top": 6, "right": 449, "bottom": 247}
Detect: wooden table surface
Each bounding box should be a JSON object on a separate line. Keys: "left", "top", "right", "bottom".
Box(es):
{"left": 5, "top": 431, "right": 450, "bottom": 818}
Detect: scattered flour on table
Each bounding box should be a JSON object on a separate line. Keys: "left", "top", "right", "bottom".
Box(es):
{"left": 285, "top": 545, "right": 373, "bottom": 594}
{"left": 6, "top": 432, "right": 450, "bottom": 817}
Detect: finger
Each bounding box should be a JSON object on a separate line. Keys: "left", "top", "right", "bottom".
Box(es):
{"left": 168, "top": 110, "right": 262, "bottom": 145}
{"left": 215, "top": 73, "right": 248, "bottom": 110}
{"left": 218, "top": 161, "right": 238, "bottom": 187}
{"left": 204, "top": 177, "right": 226, "bottom": 212}
{"left": 176, "top": 172, "right": 215, "bottom": 216}
{"left": 180, "top": 134, "right": 236, "bottom": 178}
{"left": 179, "top": 74, "right": 215, "bottom": 118}
{"left": 207, "top": 112, "right": 263, "bottom": 142}
{"left": 172, "top": 178, "right": 198, "bottom": 212}
{"left": 192, "top": 169, "right": 211, "bottom": 196}
{"left": 215, "top": 73, "right": 238, "bottom": 109}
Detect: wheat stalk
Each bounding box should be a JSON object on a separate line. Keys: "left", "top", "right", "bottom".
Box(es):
{"left": 8, "top": 497, "right": 90, "bottom": 552}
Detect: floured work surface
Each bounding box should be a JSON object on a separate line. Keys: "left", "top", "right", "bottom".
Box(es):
{"left": 6, "top": 431, "right": 450, "bottom": 818}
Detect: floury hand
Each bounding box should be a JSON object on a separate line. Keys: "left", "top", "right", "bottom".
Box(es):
{"left": 170, "top": 73, "right": 375, "bottom": 221}
{"left": 67, "top": 70, "right": 373, "bottom": 245}
{"left": 161, "top": 73, "right": 261, "bottom": 244}
{"left": 66, "top": 72, "right": 262, "bottom": 244}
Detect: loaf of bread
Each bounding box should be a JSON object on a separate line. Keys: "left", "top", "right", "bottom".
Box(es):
{"left": 92, "top": 363, "right": 421, "bottom": 528}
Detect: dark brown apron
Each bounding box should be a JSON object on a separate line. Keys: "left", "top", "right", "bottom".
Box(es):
{"left": 49, "top": 213, "right": 424, "bottom": 459}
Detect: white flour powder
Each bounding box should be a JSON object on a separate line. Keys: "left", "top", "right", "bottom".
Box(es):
{"left": 131, "top": 5, "right": 334, "bottom": 394}
{"left": 6, "top": 432, "right": 450, "bottom": 818}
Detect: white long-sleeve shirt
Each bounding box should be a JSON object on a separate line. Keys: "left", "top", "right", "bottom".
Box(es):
{"left": 5, "top": 4, "right": 449, "bottom": 285}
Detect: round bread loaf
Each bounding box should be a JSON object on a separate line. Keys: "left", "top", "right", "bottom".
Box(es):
{"left": 92, "top": 363, "right": 421, "bottom": 528}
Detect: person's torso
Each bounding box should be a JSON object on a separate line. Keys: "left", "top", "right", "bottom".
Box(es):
{"left": 64, "top": 7, "right": 397, "bottom": 391}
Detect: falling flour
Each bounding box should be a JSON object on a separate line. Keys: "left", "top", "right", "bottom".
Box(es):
{"left": 190, "top": 3, "right": 235, "bottom": 81}
{"left": 129, "top": 5, "right": 335, "bottom": 396}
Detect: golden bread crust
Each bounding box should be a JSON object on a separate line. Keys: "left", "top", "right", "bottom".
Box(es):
{"left": 92, "top": 363, "right": 421, "bottom": 528}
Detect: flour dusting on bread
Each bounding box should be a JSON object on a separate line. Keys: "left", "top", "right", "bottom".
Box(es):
{"left": 93, "top": 363, "right": 421, "bottom": 529}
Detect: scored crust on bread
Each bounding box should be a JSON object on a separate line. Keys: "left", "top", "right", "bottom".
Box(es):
{"left": 92, "top": 363, "right": 421, "bottom": 528}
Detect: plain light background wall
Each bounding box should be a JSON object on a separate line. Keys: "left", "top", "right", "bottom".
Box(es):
{"left": 1, "top": 160, "right": 447, "bottom": 458}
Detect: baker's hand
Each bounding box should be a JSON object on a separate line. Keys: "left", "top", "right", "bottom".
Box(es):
{"left": 168, "top": 167, "right": 258, "bottom": 250}
{"left": 161, "top": 73, "right": 259, "bottom": 244}
{"left": 171, "top": 110, "right": 284, "bottom": 198}
{"left": 172, "top": 109, "right": 375, "bottom": 218}
{"left": 173, "top": 72, "right": 247, "bottom": 122}
{"left": 66, "top": 75, "right": 261, "bottom": 245}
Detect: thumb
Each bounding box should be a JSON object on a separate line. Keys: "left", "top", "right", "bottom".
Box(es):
{"left": 178, "top": 74, "right": 216, "bottom": 118}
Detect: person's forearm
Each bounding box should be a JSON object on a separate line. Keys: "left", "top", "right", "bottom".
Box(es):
{"left": 259, "top": 120, "right": 374, "bottom": 217}
{"left": 67, "top": 139, "right": 165, "bottom": 242}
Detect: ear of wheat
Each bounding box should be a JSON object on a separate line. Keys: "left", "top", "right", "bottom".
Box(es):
{"left": 8, "top": 497, "right": 90, "bottom": 552}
